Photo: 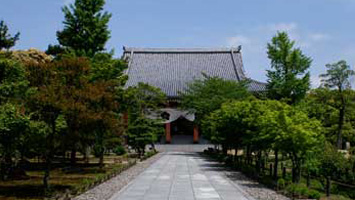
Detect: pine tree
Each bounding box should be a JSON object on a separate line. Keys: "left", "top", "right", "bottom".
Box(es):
{"left": 320, "top": 60, "right": 355, "bottom": 149}
{"left": 266, "top": 32, "right": 312, "bottom": 104}
{"left": 57, "top": 0, "right": 111, "bottom": 57}
{"left": 0, "top": 20, "right": 20, "bottom": 51}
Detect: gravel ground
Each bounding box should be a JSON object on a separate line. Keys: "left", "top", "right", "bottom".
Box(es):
{"left": 224, "top": 170, "right": 290, "bottom": 200}
{"left": 73, "top": 153, "right": 163, "bottom": 200}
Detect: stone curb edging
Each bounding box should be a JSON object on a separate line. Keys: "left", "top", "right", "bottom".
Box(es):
{"left": 72, "top": 152, "right": 162, "bottom": 200}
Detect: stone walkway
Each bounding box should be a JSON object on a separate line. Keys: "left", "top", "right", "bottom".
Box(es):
{"left": 109, "top": 152, "right": 253, "bottom": 200}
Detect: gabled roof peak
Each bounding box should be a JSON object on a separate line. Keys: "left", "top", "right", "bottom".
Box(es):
{"left": 123, "top": 46, "right": 242, "bottom": 53}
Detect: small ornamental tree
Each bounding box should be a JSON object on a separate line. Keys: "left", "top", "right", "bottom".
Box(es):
{"left": 0, "top": 20, "right": 20, "bottom": 51}
{"left": 57, "top": 0, "right": 112, "bottom": 56}
{"left": 124, "top": 83, "right": 166, "bottom": 156}
{"left": 320, "top": 60, "right": 355, "bottom": 149}
{"left": 127, "top": 117, "right": 163, "bottom": 157}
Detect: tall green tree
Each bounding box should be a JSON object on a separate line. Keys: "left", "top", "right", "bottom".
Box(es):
{"left": 266, "top": 32, "right": 311, "bottom": 104}
{"left": 320, "top": 60, "right": 355, "bottom": 149}
{"left": 0, "top": 20, "right": 20, "bottom": 51}
{"left": 266, "top": 32, "right": 312, "bottom": 179}
{"left": 57, "top": 0, "right": 112, "bottom": 57}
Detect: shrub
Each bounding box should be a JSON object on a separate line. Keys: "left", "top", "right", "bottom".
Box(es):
{"left": 113, "top": 145, "right": 126, "bottom": 156}
{"left": 285, "top": 183, "right": 310, "bottom": 198}
{"left": 277, "top": 178, "right": 286, "bottom": 190}
{"left": 308, "top": 189, "right": 321, "bottom": 199}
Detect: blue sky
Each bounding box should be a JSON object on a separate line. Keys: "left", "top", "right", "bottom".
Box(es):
{"left": 1, "top": 0, "right": 355, "bottom": 87}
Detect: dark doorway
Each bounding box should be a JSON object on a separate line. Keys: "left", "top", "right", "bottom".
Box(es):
{"left": 171, "top": 117, "right": 194, "bottom": 144}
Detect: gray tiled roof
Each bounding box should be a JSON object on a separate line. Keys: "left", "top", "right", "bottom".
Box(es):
{"left": 123, "top": 47, "right": 266, "bottom": 98}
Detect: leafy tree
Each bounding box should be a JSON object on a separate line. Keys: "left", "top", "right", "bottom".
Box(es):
{"left": 266, "top": 32, "right": 312, "bottom": 179}
{"left": 0, "top": 56, "right": 28, "bottom": 105}
{"left": 127, "top": 116, "right": 163, "bottom": 157}
{"left": 203, "top": 99, "right": 323, "bottom": 182}
{"left": 90, "top": 52, "right": 127, "bottom": 82}
{"left": 276, "top": 107, "right": 323, "bottom": 183}
{"left": 124, "top": 83, "right": 166, "bottom": 155}
{"left": 266, "top": 32, "right": 311, "bottom": 104}
{"left": 88, "top": 53, "right": 127, "bottom": 165}
{"left": 0, "top": 103, "right": 30, "bottom": 180}
{"left": 180, "top": 74, "right": 251, "bottom": 125}
{"left": 124, "top": 83, "right": 166, "bottom": 119}
{"left": 25, "top": 60, "right": 63, "bottom": 190}
{"left": 318, "top": 143, "right": 348, "bottom": 196}
{"left": 0, "top": 20, "right": 20, "bottom": 51}
{"left": 320, "top": 60, "right": 355, "bottom": 149}
{"left": 57, "top": 0, "right": 112, "bottom": 57}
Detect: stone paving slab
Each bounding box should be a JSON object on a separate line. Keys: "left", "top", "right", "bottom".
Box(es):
{"left": 109, "top": 152, "right": 253, "bottom": 200}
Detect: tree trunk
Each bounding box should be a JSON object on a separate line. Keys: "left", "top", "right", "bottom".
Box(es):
{"left": 43, "top": 158, "right": 51, "bottom": 191}
{"left": 43, "top": 117, "right": 55, "bottom": 192}
{"left": 70, "top": 148, "right": 76, "bottom": 165}
{"left": 292, "top": 154, "right": 301, "bottom": 183}
{"left": 325, "top": 176, "right": 331, "bottom": 197}
{"left": 274, "top": 149, "right": 279, "bottom": 180}
{"left": 222, "top": 143, "right": 228, "bottom": 155}
{"left": 306, "top": 172, "right": 311, "bottom": 188}
{"left": 337, "top": 106, "right": 345, "bottom": 149}
{"left": 256, "top": 151, "right": 262, "bottom": 176}
{"left": 99, "top": 154, "right": 104, "bottom": 168}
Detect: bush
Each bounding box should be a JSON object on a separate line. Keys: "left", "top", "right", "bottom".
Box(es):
{"left": 113, "top": 145, "right": 126, "bottom": 156}
{"left": 285, "top": 184, "right": 309, "bottom": 198}
{"left": 277, "top": 178, "right": 286, "bottom": 190}
{"left": 308, "top": 189, "right": 321, "bottom": 199}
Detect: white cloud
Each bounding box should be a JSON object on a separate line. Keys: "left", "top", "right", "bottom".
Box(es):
{"left": 309, "top": 33, "right": 331, "bottom": 41}
{"left": 226, "top": 35, "right": 251, "bottom": 47}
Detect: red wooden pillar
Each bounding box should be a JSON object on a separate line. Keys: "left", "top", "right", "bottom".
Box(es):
{"left": 165, "top": 123, "right": 171, "bottom": 144}
{"left": 193, "top": 125, "right": 199, "bottom": 144}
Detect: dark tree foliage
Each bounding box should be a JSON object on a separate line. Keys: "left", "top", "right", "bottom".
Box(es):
{"left": 0, "top": 20, "right": 20, "bottom": 51}
{"left": 57, "top": 0, "right": 112, "bottom": 57}
{"left": 266, "top": 32, "right": 311, "bottom": 104}
{"left": 45, "top": 44, "right": 66, "bottom": 57}
{"left": 180, "top": 74, "right": 251, "bottom": 125}
{"left": 0, "top": 56, "right": 28, "bottom": 105}
{"left": 25, "top": 57, "right": 122, "bottom": 189}
{"left": 0, "top": 104, "right": 30, "bottom": 180}
{"left": 320, "top": 60, "right": 355, "bottom": 149}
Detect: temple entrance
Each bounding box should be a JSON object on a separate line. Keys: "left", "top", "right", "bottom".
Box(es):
{"left": 170, "top": 117, "right": 194, "bottom": 144}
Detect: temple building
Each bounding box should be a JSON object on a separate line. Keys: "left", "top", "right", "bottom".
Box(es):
{"left": 123, "top": 47, "right": 266, "bottom": 144}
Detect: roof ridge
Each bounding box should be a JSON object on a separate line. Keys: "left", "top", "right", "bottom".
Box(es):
{"left": 123, "top": 46, "right": 242, "bottom": 53}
